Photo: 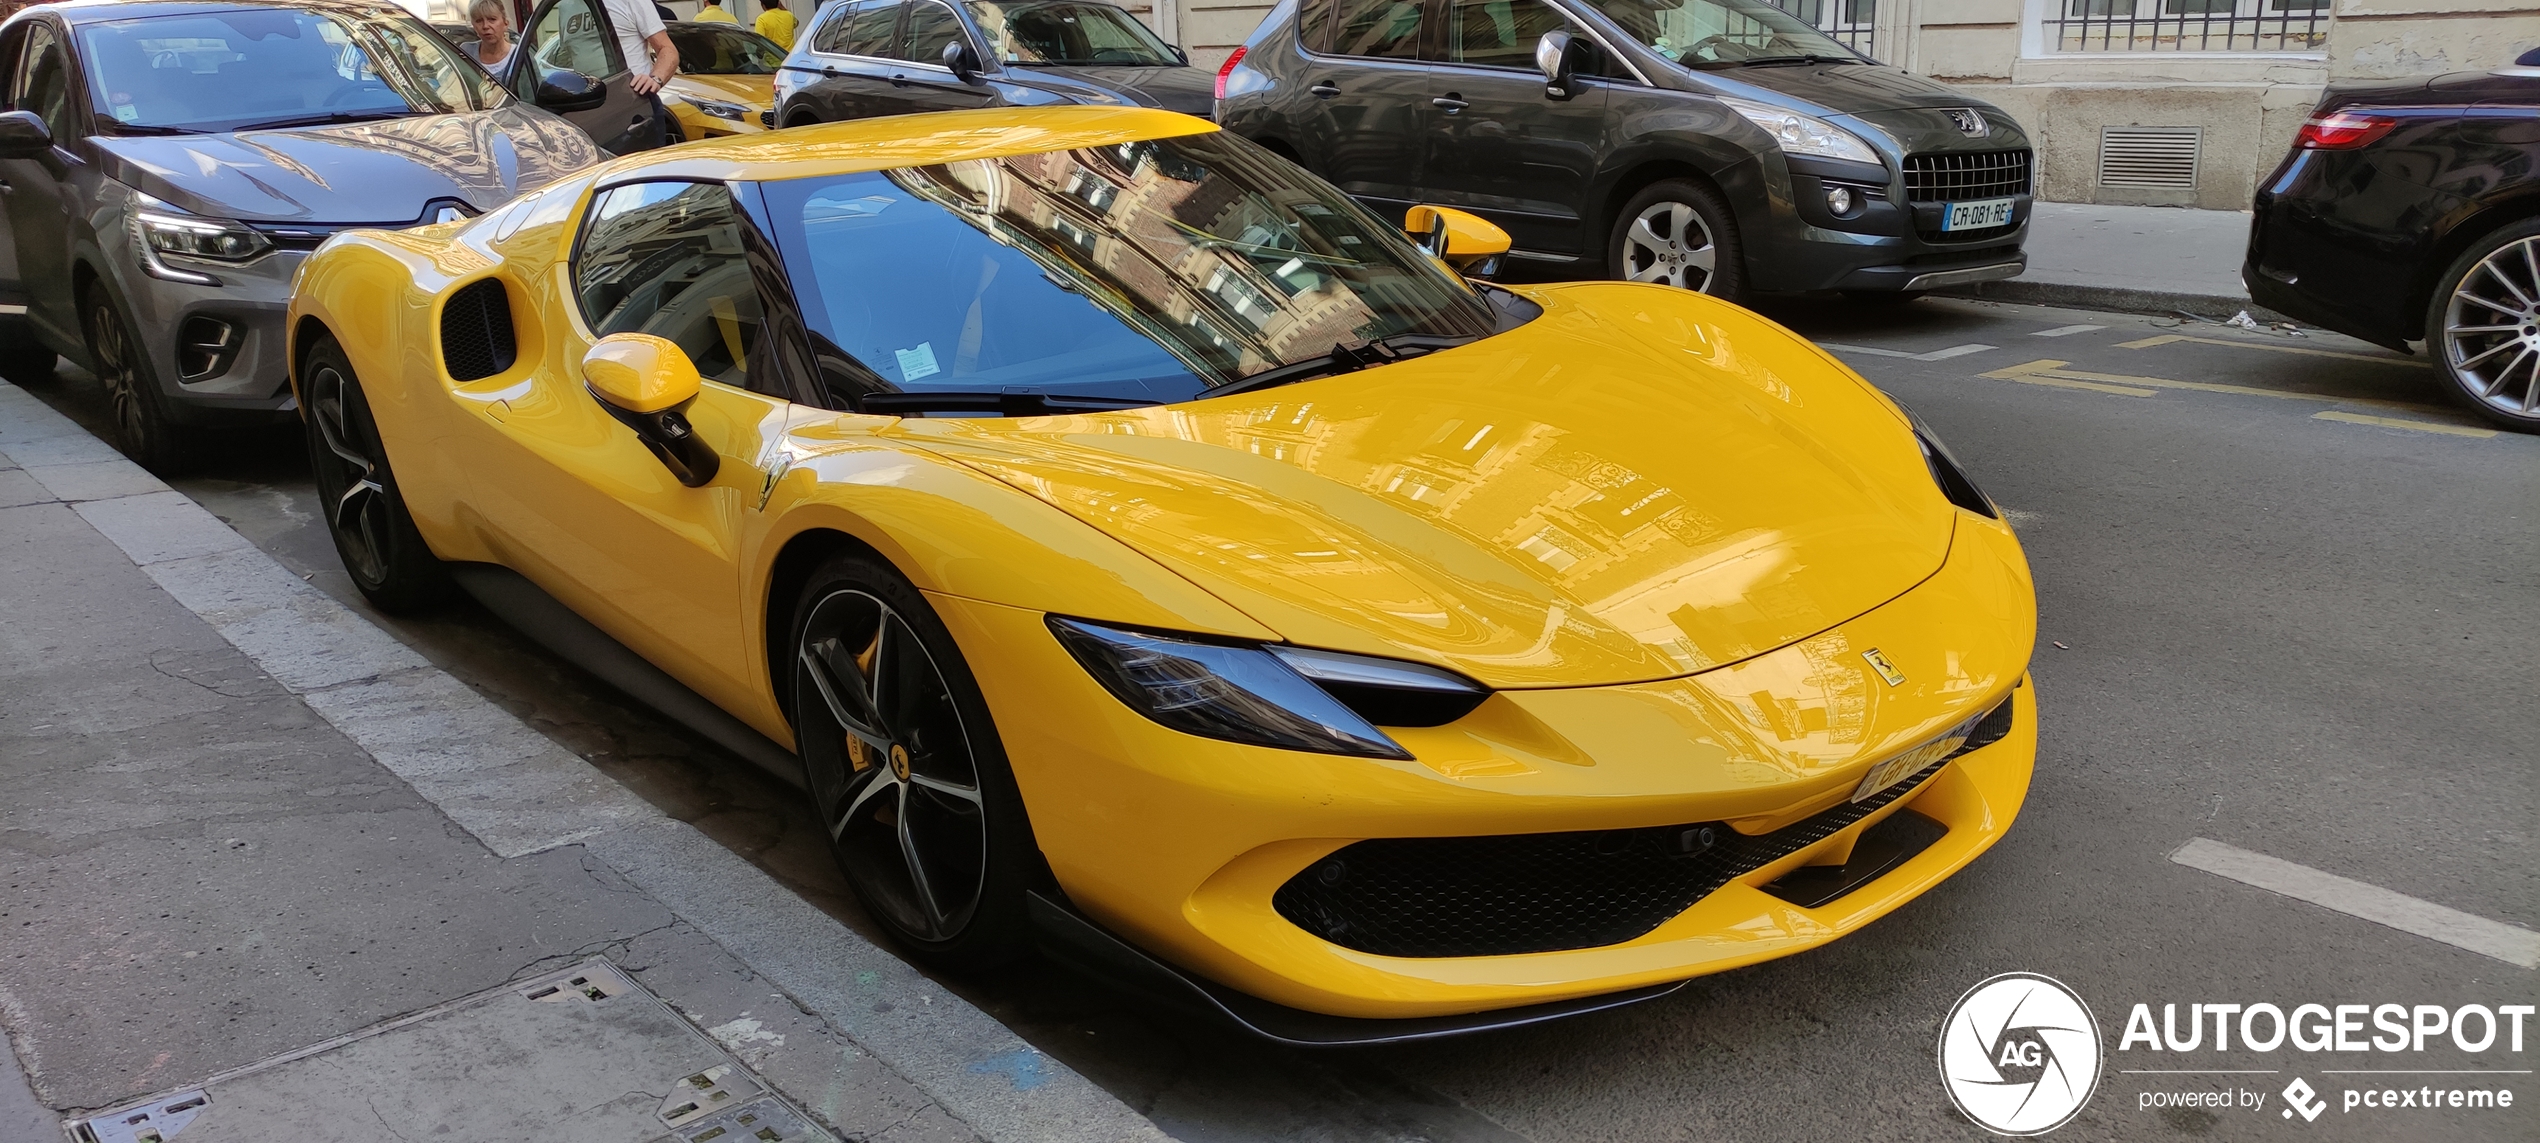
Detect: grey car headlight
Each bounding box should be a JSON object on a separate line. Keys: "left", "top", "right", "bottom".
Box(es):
{"left": 1718, "top": 96, "right": 1881, "bottom": 165}
{"left": 1049, "top": 618, "right": 1487, "bottom": 759}
{"left": 137, "top": 209, "right": 272, "bottom": 262}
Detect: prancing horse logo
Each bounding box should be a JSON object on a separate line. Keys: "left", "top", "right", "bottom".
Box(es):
{"left": 1947, "top": 108, "right": 1988, "bottom": 138}
{"left": 1863, "top": 648, "right": 1907, "bottom": 687}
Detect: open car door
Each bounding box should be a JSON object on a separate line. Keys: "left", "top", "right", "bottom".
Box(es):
{"left": 507, "top": 0, "right": 667, "bottom": 155}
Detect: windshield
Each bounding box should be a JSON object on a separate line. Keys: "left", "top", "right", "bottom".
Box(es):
{"left": 964, "top": 1, "right": 1180, "bottom": 67}
{"left": 667, "top": 24, "right": 786, "bottom": 74}
{"left": 762, "top": 131, "right": 1505, "bottom": 410}
{"left": 76, "top": 8, "right": 503, "bottom": 134}
{"left": 1568, "top": 0, "right": 1858, "bottom": 66}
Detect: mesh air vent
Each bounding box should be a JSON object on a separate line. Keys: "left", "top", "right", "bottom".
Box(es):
{"left": 440, "top": 277, "right": 516, "bottom": 382}
{"left": 2099, "top": 127, "right": 2202, "bottom": 189}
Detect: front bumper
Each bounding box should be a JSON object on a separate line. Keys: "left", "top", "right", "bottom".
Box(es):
{"left": 939, "top": 510, "right": 2038, "bottom": 1019}
{"left": 109, "top": 239, "right": 305, "bottom": 416}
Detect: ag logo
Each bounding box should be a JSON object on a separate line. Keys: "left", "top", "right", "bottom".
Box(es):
{"left": 1939, "top": 972, "right": 2103, "bottom": 1136}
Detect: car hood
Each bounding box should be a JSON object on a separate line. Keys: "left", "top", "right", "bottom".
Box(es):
{"left": 668, "top": 73, "right": 777, "bottom": 108}
{"left": 1719, "top": 63, "right": 2000, "bottom": 116}
{"left": 890, "top": 283, "right": 1956, "bottom": 689}
{"left": 89, "top": 105, "right": 599, "bottom": 225}
{"left": 1011, "top": 64, "right": 1214, "bottom": 118}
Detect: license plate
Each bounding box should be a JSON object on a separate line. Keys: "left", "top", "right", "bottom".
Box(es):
{"left": 1941, "top": 197, "right": 2016, "bottom": 231}
{"left": 1849, "top": 732, "right": 1962, "bottom": 803}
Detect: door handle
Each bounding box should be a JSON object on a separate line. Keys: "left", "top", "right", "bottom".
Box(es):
{"left": 1432, "top": 94, "right": 1469, "bottom": 113}
{"left": 1309, "top": 82, "right": 1339, "bottom": 99}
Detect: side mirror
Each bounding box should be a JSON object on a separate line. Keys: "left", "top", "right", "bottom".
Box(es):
{"left": 535, "top": 68, "right": 609, "bottom": 113}
{"left": 1171, "top": 46, "right": 1189, "bottom": 66}
{"left": 1535, "top": 30, "right": 1577, "bottom": 101}
{"left": 942, "top": 40, "right": 983, "bottom": 83}
{"left": 0, "top": 110, "right": 53, "bottom": 160}
{"left": 1405, "top": 204, "right": 1511, "bottom": 279}
{"left": 582, "top": 333, "right": 720, "bottom": 487}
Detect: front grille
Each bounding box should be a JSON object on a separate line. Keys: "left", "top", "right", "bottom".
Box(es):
{"left": 1273, "top": 696, "right": 2016, "bottom": 958}
{"left": 1903, "top": 150, "right": 2032, "bottom": 202}
{"left": 439, "top": 277, "right": 516, "bottom": 382}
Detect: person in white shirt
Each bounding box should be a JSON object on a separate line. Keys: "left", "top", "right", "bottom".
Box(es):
{"left": 599, "top": 0, "right": 679, "bottom": 148}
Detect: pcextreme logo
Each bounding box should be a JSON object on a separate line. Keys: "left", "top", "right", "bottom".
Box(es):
{"left": 1939, "top": 973, "right": 2106, "bottom": 1136}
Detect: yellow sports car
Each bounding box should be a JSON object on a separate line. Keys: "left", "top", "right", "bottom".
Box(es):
{"left": 659, "top": 21, "right": 782, "bottom": 141}
{"left": 286, "top": 106, "right": 2037, "bottom": 1039}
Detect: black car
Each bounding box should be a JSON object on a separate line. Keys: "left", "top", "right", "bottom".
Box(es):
{"left": 1213, "top": 0, "right": 2032, "bottom": 302}
{"left": 772, "top": 0, "right": 1211, "bottom": 127}
{"left": 2244, "top": 67, "right": 2540, "bottom": 432}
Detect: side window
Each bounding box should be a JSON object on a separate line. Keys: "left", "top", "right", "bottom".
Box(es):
{"left": 1299, "top": 0, "right": 1336, "bottom": 54}
{"left": 814, "top": 0, "right": 900, "bottom": 57}
{"left": 13, "top": 25, "right": 76, "bottom": 144}
{"left": 900, "top": 1, "right": 967, "bottom": 65}
{"left": 519, "top": 0, "right": 626, "bottom": 90}
{"left": 1326, "top": 0, "right": 1422, "bottom": 61}
{"left": 1442, "top": 0, "right": 1568, "bottom": 70}
{"left": 575, "top": 181, "right": 769, "bottom": 394}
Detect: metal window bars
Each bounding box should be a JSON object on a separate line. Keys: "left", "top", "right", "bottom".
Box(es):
{"left": 1763, "top": 0, "right": 1878, "bottom": 60}
{"left": 2042, "top": 0, "right": 2329, "bottom": 53}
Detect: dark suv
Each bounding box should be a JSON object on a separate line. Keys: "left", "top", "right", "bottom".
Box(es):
{"left": 1215, "top": 0, "right": 2032, "bottom": 301}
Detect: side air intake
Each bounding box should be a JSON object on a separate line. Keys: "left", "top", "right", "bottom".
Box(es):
{"left": 440, "top": 277, "right": 516, "bottom": 382}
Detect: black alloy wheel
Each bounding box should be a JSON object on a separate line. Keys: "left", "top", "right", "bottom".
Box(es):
{"left": 790, "top": 553, "right": 1035, "bottom": 966}
{"left": 299, "top": 335, "right": 452, "bottom": 612}
{"left": 1610, "top": 179, "right": 1747, "bottom": 302}
{"left": 84, "top": 287, "right": 190, "bottom": 473}
{"left": 2429, "top": 216, "right": 2540, "bottom": 432}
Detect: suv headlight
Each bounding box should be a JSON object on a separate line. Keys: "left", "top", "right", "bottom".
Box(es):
{"left": 1049, "top": 618, "right": 1487, "bottom": 759}
{"left": 1718, "top": 96, "right": 1882, "bottom": 165}
{"left": 668, "top": 91, "right": 751, "bottom": 121}
{"left": 137, "top": 209, "right": 271, "bottom": 262}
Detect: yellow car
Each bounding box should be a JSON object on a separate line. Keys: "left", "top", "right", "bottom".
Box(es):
{"left": 285, "top": 106, "right": 2037, "bottom": 1039}
{"left": 659, "top": 21, "right": 782, "bottom": 141}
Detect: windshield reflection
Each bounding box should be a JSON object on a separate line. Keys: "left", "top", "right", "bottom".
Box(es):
{"left": 77, "top": 8, "right": 504, "bottom": 135}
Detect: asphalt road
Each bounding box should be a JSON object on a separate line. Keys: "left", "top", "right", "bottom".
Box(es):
{"left": 19, "top": 295, "right": 2535, "bottom": 1142}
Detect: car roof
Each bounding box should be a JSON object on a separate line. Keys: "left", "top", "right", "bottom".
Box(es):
{"left": 596, "top": 105, "right": 1219, "bottom": 187}
{"left": 27, "top": 0, "right": 416, "bottom": 28}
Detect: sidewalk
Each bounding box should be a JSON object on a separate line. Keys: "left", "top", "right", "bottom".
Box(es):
{"left": 1943, "top": 201, "right": 2282, "bottom": 320}
{"left": 0, "top": 382, "right": 1172, "bottom": 1141}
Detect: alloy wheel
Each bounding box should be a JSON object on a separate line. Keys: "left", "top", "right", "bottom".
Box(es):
{"left": 795, "top": 589, "right": 988, "bottom": 942}
{"left": 87, "top": 296, "right": 152, "bottom": 452}
{"left": 1622, "top": 201, "right": 1719, "bottom": 293}
{"left": 2442, "top": 235, "right": 2540, "bottom": 419}
{"left": 304, "top": 364, "right": 394, "bottom": 585}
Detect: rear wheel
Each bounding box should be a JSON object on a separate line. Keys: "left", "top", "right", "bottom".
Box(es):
{"left": 300, "top": 335, "right": 452, "bottom": 612}
{"left": 1610, "top": 178, "right": 1745, "bottom": 301}
{"left": 2429, "top": 216, "right": 2540, "bottom": 432}
{"left": 84, "top": 286, "right": 191, "bottom": 473}
{"left": 788, "top": 552, "right": 1037, "bottom": 967}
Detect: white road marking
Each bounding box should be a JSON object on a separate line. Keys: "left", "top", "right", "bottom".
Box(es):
{"left": 2171, "top": 838, "right": 2540, "bottom": 968}
{"left": 1820, "top": 342, "right": 1997, "bottom": 362}
{"left": 2030, "top": 324, "right": 2104, "bottom": 337}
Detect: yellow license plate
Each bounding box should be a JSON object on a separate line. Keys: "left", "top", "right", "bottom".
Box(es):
{"left": 1850, "top": 737, "right": 1953, "bottom": 803}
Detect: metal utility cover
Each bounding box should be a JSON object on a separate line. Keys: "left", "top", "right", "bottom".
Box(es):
{"left": 67, "top": 959, "right": 834, "bottom": 1143}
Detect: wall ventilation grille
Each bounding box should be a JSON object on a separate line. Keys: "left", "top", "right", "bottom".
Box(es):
{"left": 2099, "top": 127, "right": 2203, "bottom": 190}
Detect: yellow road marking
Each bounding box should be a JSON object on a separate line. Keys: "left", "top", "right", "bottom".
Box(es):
{"left": 1976, "top": 361, "right": 2156, "bottom": 396}
{"left": 1980, "top": 360, "right": 2458, "bottom": 418}
{"left": 2312, "top": 411, "right": 2498, "bottom": 438}
{"left": 2116, "top": 333, "right": 2429, "bottom": 368}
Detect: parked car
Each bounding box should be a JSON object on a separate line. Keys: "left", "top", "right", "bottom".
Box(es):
{"left": 661, "top": 20, "right": 783, "bottom": 140}
{"left": 1215, "top": 0, "right": 2033, "bottom": 303}
{"left": 2243, "top": 66, "right": 2540, "bottom": 432}
{"left": 498, "top": 0, "right": 677, "bottom": 154}
{"left": 286, "top": 105, "right": 2036, "bottom": 1041}
{"left": 772, "top": 0, "right": 1211, "bottom": 128}
{"left": 0, "top": 0, "right": 603, "bottom": 470}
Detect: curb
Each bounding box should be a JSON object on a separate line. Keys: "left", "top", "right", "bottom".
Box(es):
{"left": 0, "top": 380, "right": 1175, "bottom": 1143}
{"left": 1940, "top": 277, "right": 2293, "bottom": 324}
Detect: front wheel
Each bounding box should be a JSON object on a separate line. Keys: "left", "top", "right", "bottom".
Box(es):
{"left": 1610, "top": 179, "right": 1746, "bottom": 302}
{"left": 300, "top": 335, "right": 452, "bottom": 612}
{"left": 789, "top": 552, "right": 1038, "bottom": 967}
{"left": 2428, "top": 216, "right": 2540, "bottom": 432}
{"left": 84, "top": 287, "right": 191, "bottom": 473}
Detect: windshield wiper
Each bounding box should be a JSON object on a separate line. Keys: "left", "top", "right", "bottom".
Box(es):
{"left": 858, "top": 390, "right": 1157, "bottom": 417}
{"left": 1210, "top": 334, "right": 1476, "bottom": 398}
{"left": 101, "top": 123, "right": 203, "bottom": 136}
{"left": 235, "top": 109, "right": 410, "bottom": 131}
{"left": 1688, "top": 53, "right": 1859, "bottom": 68}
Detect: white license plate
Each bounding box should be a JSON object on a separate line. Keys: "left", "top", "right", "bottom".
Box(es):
{"left": 1941, "top": 197, "right": 2016, "bottom": 231}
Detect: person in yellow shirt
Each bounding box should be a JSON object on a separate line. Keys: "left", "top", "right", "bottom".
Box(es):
{"left": 692, "top": 0, "right": 737, "bottom": 23}
{"left": 753, "top": 0, "right": 795, "bottom": 49}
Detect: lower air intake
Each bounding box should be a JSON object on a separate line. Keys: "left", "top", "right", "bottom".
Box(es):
{"left": 440, "top": 277, "right": 516, "bottom": 382}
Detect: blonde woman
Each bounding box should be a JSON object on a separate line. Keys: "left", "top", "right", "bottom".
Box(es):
{"left": 465, "top": 0, "right": 514, "bottom": 73}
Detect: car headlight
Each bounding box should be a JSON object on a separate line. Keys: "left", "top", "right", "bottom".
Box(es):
{"left": 1899, "top": 405, "right": 1998, "bottom": 518}
{"left": 672, "top": 92, "right": 752, "bottom": 121}
{"left": 137, "top": 209, "right": 272, "bottom": 262}
{"left": 1048, "top": 618, "right": 1488, "bottom": 759}
{"left": 1717, "top": 96, "right": 1881, "bottom": 165}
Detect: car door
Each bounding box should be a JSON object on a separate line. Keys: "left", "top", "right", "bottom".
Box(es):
{"left": 1421, "top": 0, "right": 1610, "bottom": 256}
{"left": 884, "top": 0, "right": 1000, "bottom": 115}
{"left": 1297, "top": 0, "right": 1430, "bottom": 214}
{"left": 784, "top": 0, "right": 904, "bottom": 123}
{"left": 2, "top": 20, "right": 84, "bottom": 348}
{"left": 509, "top": 0, "right": 663, "bottom": 154}
{"left": 454, "top": 178, "right": 796, "bottom": 711}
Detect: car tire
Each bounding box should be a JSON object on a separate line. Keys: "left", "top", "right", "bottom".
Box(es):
{"left": 788, "top": 550, "right": 1038, "bottom": 968}
{"left": 2427, "top": 215, "right": 2540, "bottom": 432}
{"left": 299, "top": 334, "right": 453, "bottom": 613}
{"left": 0, "top": 318, "right": 57, "bottom": 385}
{"left": 83, "top": 285, "right": 192, "bottom": 474}
{"left": 1610, "top": 178, "right": 1746, "bottom": 302}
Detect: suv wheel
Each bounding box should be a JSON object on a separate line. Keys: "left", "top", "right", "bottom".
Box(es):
{"left": 2429, "top": 216, "right": 2540, "bottom": 432}
{"left": 1611, "top": 179, "right": 1745, "bottom": 301}
{"left": 84, "top": 286, "right": 192, "bottom": 473}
